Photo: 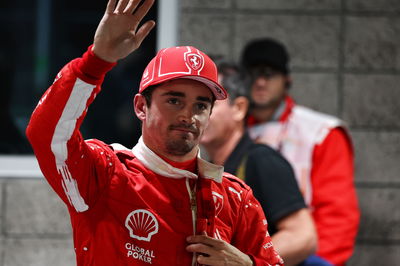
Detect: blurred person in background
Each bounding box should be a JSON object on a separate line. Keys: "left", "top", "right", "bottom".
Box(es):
{"left": 241, "top": 38, "right": 360, "bottom": 266}
{"left": 201, "top": 63, "right": 317, "bottom": 265}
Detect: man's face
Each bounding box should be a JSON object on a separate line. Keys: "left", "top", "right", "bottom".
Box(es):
{"left": 138, "top": 79, "right": 213, "bottom": 158}
{"left": 201, "top": 98, "right": 235, "bottom": 147}
{"left": 250, "top": 69, "right": 288, "bottom": 109}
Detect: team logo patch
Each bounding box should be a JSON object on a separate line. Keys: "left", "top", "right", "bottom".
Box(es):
{"left": 212, "top": 191, "right": 224, "bottom": 216}
{"left": 125, "top": 209, "right": 159, "bottom": 242}
{"left": 185, "top": 53, "right": 204, "bottom": 72}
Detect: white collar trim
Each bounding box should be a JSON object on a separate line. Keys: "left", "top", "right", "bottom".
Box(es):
{"left": 131, "top": 137, "right": 223, "bottom": 183}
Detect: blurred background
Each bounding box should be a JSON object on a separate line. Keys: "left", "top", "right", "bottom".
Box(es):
{"left": 0, "top": 0, "right": 399, "bottom": 265}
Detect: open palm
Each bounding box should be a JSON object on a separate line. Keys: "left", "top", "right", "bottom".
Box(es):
{"left": 93, "top": 0, "right": 155, "bottom": 62}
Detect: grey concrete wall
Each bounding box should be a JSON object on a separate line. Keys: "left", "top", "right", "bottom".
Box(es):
{"left": 1, "top": 1, "right": 399, "bottom": 266}
{"left": 0, "top": 178, "right": 75, "bottom": 266}
{"left": 179, "top": 0, "right": 400, "bottom": 265}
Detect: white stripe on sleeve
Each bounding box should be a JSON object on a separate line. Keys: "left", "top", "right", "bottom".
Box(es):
{"left": 51, "top": 78, "right": 95, "bottom": 212}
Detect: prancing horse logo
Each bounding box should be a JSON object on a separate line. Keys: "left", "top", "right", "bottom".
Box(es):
{"left": 186, "top": 53, "right": 203, "bottom": 71}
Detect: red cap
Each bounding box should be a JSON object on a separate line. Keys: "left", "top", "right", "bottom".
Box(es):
{"left": 139, "top": 46, "right": 227, "bottom": 100}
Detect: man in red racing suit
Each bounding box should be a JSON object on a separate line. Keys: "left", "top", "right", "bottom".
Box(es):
{"left": 26, "top": 0, "right": 283, "bottom": 265}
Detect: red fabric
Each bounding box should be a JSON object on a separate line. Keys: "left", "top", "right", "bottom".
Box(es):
{"left": 247, "top": 114, "right": 260, "bottom": 127}
{"left": 311, "top": 128, "right": 360, "bottom": 265}
{"left": 26, "top": 46, "right": 283, "bottom": 266}
{"left": 158, "top": 154, "right": 197, "bottom": 173}
{"left": 72, "top": 44, "right": 117, "bottom": 84}
{"left": 278, "top": 96, "right": 294, "bottom": 122}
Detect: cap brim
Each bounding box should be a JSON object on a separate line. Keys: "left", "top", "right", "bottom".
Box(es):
{"left": 179, "top": 76, "right": 227, "bottom": 100}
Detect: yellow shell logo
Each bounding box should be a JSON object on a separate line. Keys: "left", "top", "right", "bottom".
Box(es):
{"left": 125, "top": 209, "right": 159, "bottom": 242}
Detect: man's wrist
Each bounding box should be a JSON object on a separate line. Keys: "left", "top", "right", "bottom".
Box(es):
{"left": 75, "top": 45, "right": 117, "bottom": 82}
{"left": 91, "top": 44, "right": 118, "bottom": 63}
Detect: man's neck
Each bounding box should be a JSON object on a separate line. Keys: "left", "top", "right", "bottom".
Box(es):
{"left": 204, "top": 128, "right": 244, "bottom": 166}
{"left": 251, "top": 97, "right": 288, "bottom": 123}
{"left": 251, "top": 107, "right": 277, "bottom": 122}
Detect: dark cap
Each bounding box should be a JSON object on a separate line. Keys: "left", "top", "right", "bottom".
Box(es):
{"left": 241, "top": 38, "right": 290, "bottom": 74}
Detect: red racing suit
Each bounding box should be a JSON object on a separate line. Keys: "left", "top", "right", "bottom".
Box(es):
{"left": 26, "top": 47, "right": 283, "bottom": 266}
{"left": 247, "top": 96, "right": 360, "bottom": 265}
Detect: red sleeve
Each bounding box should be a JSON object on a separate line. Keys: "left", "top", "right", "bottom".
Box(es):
{"left": 26, "top": 46, "right": 117, "bottom": 213}
{"left": 233, "top": 189, "right": 284, "bottom": 266}
{"left": 311, "top": 128, "right": 360, "bottom": 265}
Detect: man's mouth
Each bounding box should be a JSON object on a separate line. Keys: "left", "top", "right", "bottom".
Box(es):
{"left": 169, "top": 125, "right": 198, "bottom": 135}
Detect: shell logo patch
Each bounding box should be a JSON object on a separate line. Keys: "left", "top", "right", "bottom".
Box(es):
{"left": 125, "top": 209, "right": 159, "bottom": 242}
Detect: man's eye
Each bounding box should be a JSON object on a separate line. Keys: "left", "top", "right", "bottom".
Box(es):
{"left": 196, "top": 103, "right": 208, "bottom": 111}
{"left": 168, "top": 98, "right": 180, "bottom": 105}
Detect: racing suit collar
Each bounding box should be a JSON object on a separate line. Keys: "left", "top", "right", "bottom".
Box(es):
{"left": 132, "top": 137, "right": 223, "bottom": 183}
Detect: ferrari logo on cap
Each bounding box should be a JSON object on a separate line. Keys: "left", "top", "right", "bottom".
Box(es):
{"left": 185, "top": 53, "right": 204, "bottom": 72}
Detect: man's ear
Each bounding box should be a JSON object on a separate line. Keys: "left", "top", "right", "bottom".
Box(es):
{"left": 134, "top": 94, "right": 147, "bottom": 121}
{"left": 232, "top": 96, "right": 249, "bottom": 122}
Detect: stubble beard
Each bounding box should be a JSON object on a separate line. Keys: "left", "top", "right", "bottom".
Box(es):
{"left": 165, "top": 137, "right": 196, "bottom": 156}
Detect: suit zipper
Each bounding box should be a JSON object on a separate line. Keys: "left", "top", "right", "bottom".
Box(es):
{"left": 186, "top": 178, "right": 197, "bottom": 266}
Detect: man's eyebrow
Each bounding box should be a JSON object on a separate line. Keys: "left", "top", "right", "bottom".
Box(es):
{"left": 161, "top": 91, "right": 212, "bottom": 103}
{"left": 197, "top": 96, "right": 212, "bottom": 103}
{"left": 161, "top": 91, "right": 185, "bottom": 97}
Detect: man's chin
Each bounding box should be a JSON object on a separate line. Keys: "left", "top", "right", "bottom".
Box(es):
{"left": 252, "top": 100, "right": 278, "bottom": 109}
{"left": 165, "top": 138, "right": 197, "bottom": 156}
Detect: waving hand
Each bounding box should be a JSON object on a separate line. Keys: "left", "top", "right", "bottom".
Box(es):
{"left": 92, "top": 0, "right": 156, "bottom": 62}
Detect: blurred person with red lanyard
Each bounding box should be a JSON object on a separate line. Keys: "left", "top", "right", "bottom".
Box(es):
{"left": 241, "top": 38, "right": 360, "bottom": 266}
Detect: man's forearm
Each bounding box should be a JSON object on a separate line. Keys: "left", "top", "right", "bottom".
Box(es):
{"left": 271, "top": 208, "right": 317, "bottom": 266}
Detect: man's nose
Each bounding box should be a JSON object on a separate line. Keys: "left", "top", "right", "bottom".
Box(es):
{"left": 255, "top": 76, "right": 268, "bottom": 87}
{"left": 178, "top": 106, "right": 194, "bottom": 123}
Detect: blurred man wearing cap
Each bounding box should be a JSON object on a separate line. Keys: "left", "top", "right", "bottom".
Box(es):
{"left": 201, "top": 64, "right": 317, "bottom": 265}
{"left": 26, "top": 1, "right": 283, "bottom": 265}
{"left": 241, "top": 38, "right": 360, "bottom": 266}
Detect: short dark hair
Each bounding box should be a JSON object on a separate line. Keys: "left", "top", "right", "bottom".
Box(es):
{"left": 140, "top": 85, "right": 158, "bottom": 107}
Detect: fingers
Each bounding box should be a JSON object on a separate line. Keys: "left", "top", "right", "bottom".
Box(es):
{"left": 197, "top": 254, "right": 217, "bottom": 266}
{"left": 133, "top": 0, "right": 155, "bottom": 22}
{"left": 115, "top": 0, "right": 130, "bottom": 13}
{"left": 105, "top": 0, "right": 117, "bottom": 14}
{"left": 134, "top": 20, "right": 156, "bottom": 46}
{"left": 124, "top": 0, "right": 140, "bottom": 14}
{"left": 187, "top": 235, "right": 224, "bottom": 248}
{"left": 112, "top": 0, "right": 154, "bottom": 16}
{"left": 186, "top": 236, "right": 229, "bottom": 266}
{"left": 186, "top": 243, "right": 214, "bottom": 255}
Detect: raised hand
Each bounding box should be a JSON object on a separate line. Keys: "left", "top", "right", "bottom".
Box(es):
{"left": 92, "top": 0, "right": 156, "bottom": 62}
{"left": 186, "top": 235, "right": 253, "bottom": 266}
